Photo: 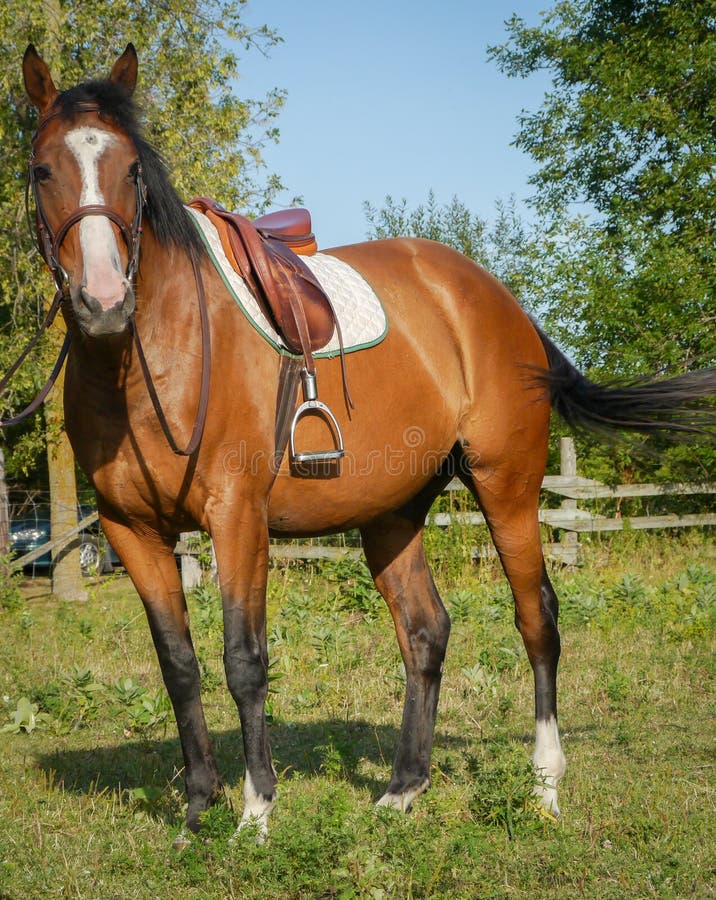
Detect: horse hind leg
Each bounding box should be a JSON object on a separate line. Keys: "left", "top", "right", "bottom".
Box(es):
{"left": 360, "top": 509, "right": 451, "bottom": 811}
{"left": 459, "top": 454, "right": 567, "bottom": 816}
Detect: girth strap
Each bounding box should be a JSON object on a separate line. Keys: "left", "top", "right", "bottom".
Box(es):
{"left": 274, "top": 355, "right": 303, "bottom": 470}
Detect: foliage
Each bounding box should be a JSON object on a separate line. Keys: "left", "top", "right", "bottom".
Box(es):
{"left": 112, "top": 677, "right": 171, "bottom": 737}
{"left": 318, "top": 555, "right": 383, "bottom": 618}
{"left": 467, "top": 746, "right": 545, "bottom": 839}
{"left": 1, "top": 696, "right": 50, "bottom": 733}
{"left": 367, "top": 1, "right": 716, "bottom": 484}
{"left": 188, "top": 581, "right": 223, "bottom": 634}
{"left": 0, "top": 0, "right": 286, "bottom": 477}
{"left": 0, "top": 552, "right": 24, "bottom": 610}
{"left": 488, "top": 0, "right": 716, "bottom": 377}
{"left": 364, "top": 191, "right": 540, "bottom": 309}
{"left": 0, "top": 539, "right": 713, "bottom": 897}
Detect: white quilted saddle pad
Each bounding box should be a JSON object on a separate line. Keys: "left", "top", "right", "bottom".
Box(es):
{"left": 188, "top": 207, "right": 388, "bottom": 357}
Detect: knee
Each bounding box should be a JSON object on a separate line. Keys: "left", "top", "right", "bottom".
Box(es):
{"left": 223, "top": 641, "right": 268, "bottom": 702}
{"left": 409, "top": 606, "right": 451, "bottom": 676}
{"left": 540, "top": 569, "right": 559, "bottom": 627}
{"left": 152, "top": 628, "right": 200, "bottom": 695}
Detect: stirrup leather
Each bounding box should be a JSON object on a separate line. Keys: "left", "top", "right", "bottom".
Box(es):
{"left": 289, "top": 368, "right": 344, "bottom": 464}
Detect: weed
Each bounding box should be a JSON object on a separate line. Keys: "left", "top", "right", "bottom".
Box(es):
{"left": 188, "top": 581, "right": 222, "bottom": 633}
{"left": 601, "top": 661, "right": 632, "bottom": 710}
{"left": 0, "top": 553, "right": 24, "bottom": 611}
{"left": 309, "top": 619, "right": 349, "bottom": 664}
{"left": 467, "top": 748, "right": 546, "bottom": 839}
{"left": 129, "top": 785, "right": 165, "bottom": 817}
{"left": 314, "top": 735, "right": 357, "bottom": 780}
{"left": 461, "top": 661, "right": 499, "bottom": 697}
{"left": 447, "top": 588, "right": 476, "bottom": 622}
{"left": 197, "top": 653, "right": 223, "bottom": 692}
{"left": 112, "top": 677, "right": 171, "bottom": 737}
{"left": 320, "top": 556, "right": 383, "bottom": 617}
{"left": 78, "top": 617, "right": 94, "bottom": 638}
{"left": 1, "top": 696, "right": 51, "bottom": 733}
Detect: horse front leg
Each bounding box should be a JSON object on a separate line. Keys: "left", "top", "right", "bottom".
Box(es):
{"left": 211, "top": 504, "right": 276, "bottom": 839}
{"left": 361, "top": 514, "right": 451, "bottom": 811}
{"left": 100, "top": 517, "right": 222, "bottom": 837}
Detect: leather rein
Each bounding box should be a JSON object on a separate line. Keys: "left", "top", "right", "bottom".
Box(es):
{"left": 1, "top": 102, "right": 210, "bottom": 456}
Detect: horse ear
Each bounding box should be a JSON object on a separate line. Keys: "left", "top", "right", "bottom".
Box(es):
{"left": 110, "top": 43, "right": 138, "bottom": 95}
{"left": 23, "top": 45, "right": 58, "bottom": 113}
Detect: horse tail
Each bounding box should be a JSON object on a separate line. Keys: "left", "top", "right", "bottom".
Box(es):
{"left": 532, "top": 325, "right": 716, "bottom": 437}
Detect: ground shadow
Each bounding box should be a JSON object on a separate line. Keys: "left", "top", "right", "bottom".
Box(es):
{"left": 35, "top": 718, "right": 470, "bottom": 803}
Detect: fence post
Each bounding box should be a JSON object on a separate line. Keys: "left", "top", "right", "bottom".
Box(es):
{"left": 559, "top": 437, "right": 580, "bottom": 563}
{"left": 0, "top": 449, "right": 8, "bottom": 556}
{"left": 180, "top": 531, "right": 203, "bottom": 593}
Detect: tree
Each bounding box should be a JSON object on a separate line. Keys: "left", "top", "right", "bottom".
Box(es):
{"left": 0, "top": 1, "right": 286, "bottom": 593}
{"left": 488, "top": 0, "right": 715, "bottom": 377}
{"left": 364, "top": 191, "right": 540, "bottom": 309}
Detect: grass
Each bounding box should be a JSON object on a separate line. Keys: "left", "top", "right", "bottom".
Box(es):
{"left": 0, "top": 530, "right": 713, "bottom": 898}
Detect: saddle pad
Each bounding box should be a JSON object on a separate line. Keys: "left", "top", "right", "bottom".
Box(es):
{"left": 187, "top": 206, "right": 388, "bottom": 357}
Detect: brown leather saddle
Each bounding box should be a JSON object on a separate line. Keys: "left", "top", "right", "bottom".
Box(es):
{"left": 189, "top": 198, "right": 348, "bottom": 465}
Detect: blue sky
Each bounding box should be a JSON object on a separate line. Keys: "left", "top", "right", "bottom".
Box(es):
{"left": 241, "top": 1, "right": 552, "bottom": 248}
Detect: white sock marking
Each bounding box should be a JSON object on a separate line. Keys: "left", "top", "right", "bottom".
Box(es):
{"left": 532, "top": 716, "right": 567, "bottom": 817}
{"left": 234, "top": 771, "right": 275, "bottom": 843}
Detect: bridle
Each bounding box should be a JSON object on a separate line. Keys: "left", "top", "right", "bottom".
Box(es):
{"left": 1, "top": 101, "right": 210, "bottom": 456}
{"left": 27, "top": 101, "right": 146, "bottom": 296}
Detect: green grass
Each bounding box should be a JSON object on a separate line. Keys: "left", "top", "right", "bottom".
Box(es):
{"left": 0, "top": 532, "right": 714, "bottom": 898}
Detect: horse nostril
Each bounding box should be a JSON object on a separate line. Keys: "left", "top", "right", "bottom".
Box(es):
{"left": 79, "top": 285, "right": 102, "bottom": 313}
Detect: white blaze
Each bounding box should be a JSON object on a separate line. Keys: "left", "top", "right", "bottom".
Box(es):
{"left": 65, "top": 126, "right": 128, "bottom": 309}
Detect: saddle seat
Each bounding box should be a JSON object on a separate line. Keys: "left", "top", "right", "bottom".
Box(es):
{"left": 189, "top": 197, "right": 333, "bottom": 354}
{"left": 253, "top": 208, "right": 317, "bottom": 254}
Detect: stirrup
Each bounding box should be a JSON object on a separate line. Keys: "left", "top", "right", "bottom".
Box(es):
{"left": 289, "top": 368, "right": 344, "bottom": 465}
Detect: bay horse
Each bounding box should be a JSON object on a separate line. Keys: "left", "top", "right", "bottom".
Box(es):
{"left": 20, "top": 44, "right": 716, "bottom": 842}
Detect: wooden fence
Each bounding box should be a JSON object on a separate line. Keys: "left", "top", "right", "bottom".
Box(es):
{"left": 180, "top": 437, "right": 715, "bottom": 582}
{"left": 8, "top": 438, "right": 714, "bottom": 581}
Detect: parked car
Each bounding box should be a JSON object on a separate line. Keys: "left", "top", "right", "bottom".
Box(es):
{"left": 9, "top": 507, "right": 117, "bottom": 576}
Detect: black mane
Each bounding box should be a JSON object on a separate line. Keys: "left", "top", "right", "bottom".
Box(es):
{"left": 52, "top": 79, "right": 205, "bottom": 257}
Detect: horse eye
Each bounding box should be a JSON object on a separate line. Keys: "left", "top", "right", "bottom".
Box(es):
{"left": 127, "top": 160, "right": 140, "bottom": 180}
{"left": 33, "top": 164, "right": 51, "bottom": 183}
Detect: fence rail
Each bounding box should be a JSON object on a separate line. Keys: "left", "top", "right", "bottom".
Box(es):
{"left": 7, "top": 439, "right": 713, "bottom": 582}
{"left": 263, "top": 437, "right": 714, "bottom": 570}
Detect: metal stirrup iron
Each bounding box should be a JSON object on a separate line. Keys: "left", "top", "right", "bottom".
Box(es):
{"left": 289, "top": 367, "right": 345, "bottom": 464}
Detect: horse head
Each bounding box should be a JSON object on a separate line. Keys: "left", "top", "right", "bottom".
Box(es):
{"left": 23, "top": 45, "right": 143, "bottom": 337}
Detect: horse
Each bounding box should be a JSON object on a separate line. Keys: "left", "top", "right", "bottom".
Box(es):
{"left": 19, "top": 43, "right": 716, "bottom": 843}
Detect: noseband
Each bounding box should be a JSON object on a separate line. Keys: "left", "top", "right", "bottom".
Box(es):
{"left": 26, "top": 101, "right": 146, "bottom": 294}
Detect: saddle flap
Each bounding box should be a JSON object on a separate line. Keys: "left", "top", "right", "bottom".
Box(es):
{"left": 189, "top": 197, "right": 334, "bottom": 355}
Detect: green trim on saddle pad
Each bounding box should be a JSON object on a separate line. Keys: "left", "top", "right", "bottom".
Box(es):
{"left": 189, "top": 208, "right": 389, "bottom": 358}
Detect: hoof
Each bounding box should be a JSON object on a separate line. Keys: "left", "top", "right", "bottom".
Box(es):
{"left": 533, "top": 782, "right": 561, "bottom": 819}
{"left": 172, "top": 830, "right": 192, "bottom": 852}
{"left": 376, "top": 778, "right": 430, "bottom": 813}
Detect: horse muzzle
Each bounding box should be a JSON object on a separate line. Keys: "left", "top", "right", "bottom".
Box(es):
{"left": 71, "top": 281, "right": 136, "bottom": 336}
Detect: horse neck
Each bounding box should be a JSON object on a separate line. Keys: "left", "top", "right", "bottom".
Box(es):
{"left": 134, "top": 228, "right": 203, "bottom": 335}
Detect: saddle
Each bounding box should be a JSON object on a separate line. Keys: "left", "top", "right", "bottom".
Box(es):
{"left": 189, "top": 198, "right": 349, "bottom": 465}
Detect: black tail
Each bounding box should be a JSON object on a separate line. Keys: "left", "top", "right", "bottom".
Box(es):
{"left": 533, "top": 327, "right": 716, "bottom": 437}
